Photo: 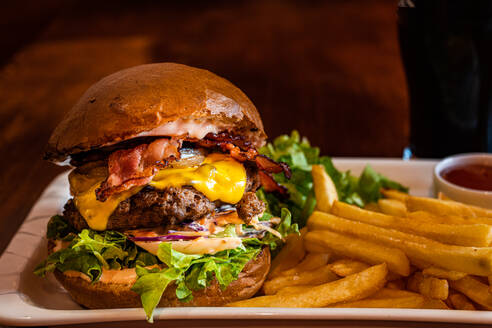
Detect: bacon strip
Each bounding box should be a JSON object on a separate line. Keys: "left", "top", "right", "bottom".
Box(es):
{"left": 96, "top": 132, "right": 290, "bottom": 201}
{"left": 96, "top": 138, "right": 180, "bottom": 201}
{"left": 258, "top": 171, "right": 288, "bottom": 194}
{"left": 224, "top": 143, "right": 258, "bottom": 162}
{"left": 228, "top": 147, "right": 290, "bottom": 195}
{"left": 255, "top": 155, "right": 291, "bottom": 179}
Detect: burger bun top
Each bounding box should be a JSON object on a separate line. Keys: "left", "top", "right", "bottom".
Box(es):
{"left": 45, "top": 63, "right": 266, "bottom": 163}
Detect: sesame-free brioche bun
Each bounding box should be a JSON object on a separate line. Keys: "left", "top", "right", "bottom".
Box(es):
{"left": 53, "top": 247, "right": 270, "bottom": 309}
{"left": 45, "top": 63, "right": 266, "bottom": 163}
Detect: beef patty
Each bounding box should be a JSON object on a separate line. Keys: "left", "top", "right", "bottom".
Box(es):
{"left": 65, "top": 166, "right": 265, "bottom": 231}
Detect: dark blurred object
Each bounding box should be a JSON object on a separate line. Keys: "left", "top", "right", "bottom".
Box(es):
{"left": 398, "top": 0, "right": 492, "bottom": 158}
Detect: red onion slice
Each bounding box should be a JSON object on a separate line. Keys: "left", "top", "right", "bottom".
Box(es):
{"left": 129, "top": 234, "right": 201, "bottom": 242}
{"left": 185, "top": 221, "right": 208, "bottom": 232}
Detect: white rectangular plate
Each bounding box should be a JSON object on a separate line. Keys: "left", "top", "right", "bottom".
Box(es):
{"left": 2, "top": 158, "right": 492, "bottom": 326}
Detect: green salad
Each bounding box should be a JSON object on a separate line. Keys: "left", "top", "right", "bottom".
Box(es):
{"left": 258, "top": 130, "right": 408, "bottom": 227}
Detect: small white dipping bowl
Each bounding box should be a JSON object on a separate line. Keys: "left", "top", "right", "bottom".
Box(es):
{"left": 434, "top": 153, "right": 492, "bottom": 209}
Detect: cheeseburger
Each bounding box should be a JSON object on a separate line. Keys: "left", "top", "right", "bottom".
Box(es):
{"left": 35, "top": 63, "right": 292, "bottom": 320}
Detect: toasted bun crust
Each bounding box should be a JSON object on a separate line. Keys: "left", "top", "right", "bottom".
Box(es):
{"left": 53, "top": 247, "right": 270, "bottom": 309}
{"left": 45, "top": 63, "right": 266, "bottom": 162}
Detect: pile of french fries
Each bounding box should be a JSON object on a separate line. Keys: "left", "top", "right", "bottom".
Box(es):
{"left": 228, "top": 165, "right": 492, "bottom": 310}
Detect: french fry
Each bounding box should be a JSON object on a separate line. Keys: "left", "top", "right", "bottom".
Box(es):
{"left": 437, "top": 192, "right": 451, "bottom": 200}
{"left": 474, "top": 276, "right": 489, "bottom": 284}
{"left": 305, "top": 230, "right": 410, "bottom": 276}
{"left": 268, "top": 227, "right": 307, "bottom": 278}
{"left": 226, "top": 294, "right": 279, "bottom": 307}
{"left": 333, "top": 296, "right": 424, "bottom": 309}
{"left": 280, "top": 253, "right": 331, "bottom": 276}
{"left": 406, "top": 196, "right": 476, "bottom": 217}
{"left": 373, "top": 288, "right": 419, "bottom": 298}
{"left": 444, "top": 296, "right": 454, "bottom": 309}
{"left": 227, "top": 263, "right": 388, "bottom": 307}
{"left": 311, "top": 165, "right": 338, "bottom": 212}
{"left": 406, "top": 195, "right": 492, "bottom": 218}
{"left": 307, "top": 211, "right": 492, "bottom": 276}
{"left": 465, "top": 216, "right": 492, "bottom": 226}
{"left": 277, "top": 285, "right": 315, "bottom": 295}
{"left": 375, "top": 286, "right": 449, "bottom": 309}
{"left": 419, "top": 276, "right": 449, "bottom": 300}
{"left": 422, "top": 266, "right": 467, "bottom": 281}
{"left": 407, "top": 211, "right": 470, "bottom": 225}
{"left": 364, "top": 202, "right": 380, "bottom": 213}
{"left": 304, "top": 241, "right": 329, "bottom": 254}
{"left": 329, "top": 259, "right": 370, "bottom": 277}
{"left": 331, "top": 201, "right": 492, "bottom": 247}
{"left": 407, "top": 272, "right": 449, "bottom": 300}
{"left": 410, "top": 258, "right": 432, "bottom": 270}
{"left": 263, "top": 265, "right": 338, "bottom": 295}
{"left": 422, "top": 298, "right": 450, "bottom": 309}
{"left": 449, "top": 293, "right": 476, "bottom": 310}
{"left": 386, "top": 271, "right": 402, "bottom": 281}
{"left": 407, "top": 272, "right": 424, "bottom": 293}
{"left": 334, "top": 288, "right": 426, "bottom": 308}
{"left": 381, "top": 189, "right": 408, "bottom": 202}
{"left": 386, "top": 279, "right": 405, "bottom": 290}
{"left": 378, "top": 198, "right": 407, "bottom": 217}
{"left": 415, "top": 212, "right": 492, "bottom": 226}
{"left": 449, "top": 276, "right": 492, "bottom": 310}
{"left": 457, "top": 204, "right": 492, "bottom": 219}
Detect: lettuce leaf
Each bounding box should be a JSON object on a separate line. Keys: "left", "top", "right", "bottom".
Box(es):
{"left": 131, "top": 242, "right": 261, "bottom": 322}
{"left": 34, "top": 246, "right": 104, "bottom": 281}
{"left": 132, "top": 266, "right": 182, "bottom": 323}
{"left": 276, "top": 207, "right": 298, "bottom": 237}
{"left": 46, "top": 215, "right": 76, "bottom": 241}
{"left": 34, "top": 216, "right": 158, "bottom": 279}
{"left": 357, "top": 165, "right": 408, "bottom": 203}
{"left": 258, "top": 130, "right": 408, "bottom": 227}
{"left": 211, "top": 224, "right": 237, "bottom": 238}
{"left": 245, "top": 206, "right": 298, "bottom": 253}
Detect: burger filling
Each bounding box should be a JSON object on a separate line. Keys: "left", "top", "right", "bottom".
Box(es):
{"left": 64, "top": 173, "right": 264, "bottom": 232}
{"left": 35, "top": 133, "right": 296, "bottom": 322}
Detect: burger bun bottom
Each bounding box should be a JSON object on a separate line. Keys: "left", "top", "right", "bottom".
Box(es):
{"left": 53, "top": 247, "right": 270, "bottom": 309}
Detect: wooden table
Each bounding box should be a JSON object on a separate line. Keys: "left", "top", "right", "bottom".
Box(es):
{"left": 0, "top": 0, "right": 409, "bottom": 254}
{"left": 1, "top": 1, "right": 457, "bottom": 327}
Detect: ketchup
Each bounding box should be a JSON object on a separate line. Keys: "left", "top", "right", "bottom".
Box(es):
{"left": 441, "top": 164, "right": 492, "bottom": 191}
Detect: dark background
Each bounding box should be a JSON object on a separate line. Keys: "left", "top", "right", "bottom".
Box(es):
{"left": 0, "top": 0, "right": 407, "bottom": 253}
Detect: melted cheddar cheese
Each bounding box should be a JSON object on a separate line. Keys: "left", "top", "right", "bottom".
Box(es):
{"left": 69, "top": 153, "right": 246, "bottom": 231}
{"left": 69, "top": 167, "right": 143, "bottom": 231}
{"left": 150, "top": 153, "right": 246, "bottom": 204}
